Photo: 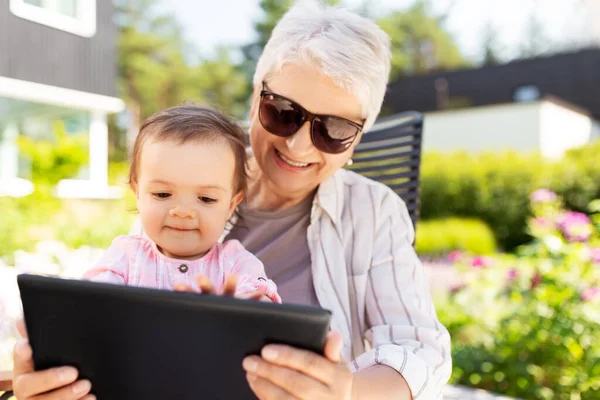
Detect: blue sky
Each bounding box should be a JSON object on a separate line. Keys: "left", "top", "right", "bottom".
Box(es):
{"left": 160, "top": 0, "right": 597, "bottom": 62}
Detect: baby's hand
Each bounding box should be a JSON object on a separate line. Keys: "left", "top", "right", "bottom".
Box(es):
{"left": 173, "top": 274, "right": 271, "bottom": 302}
{"left": 173, "top": 274, "right": 237, "bottom": 296}
{"left": 236, "top": 290, "right": 272, "bottom": 302}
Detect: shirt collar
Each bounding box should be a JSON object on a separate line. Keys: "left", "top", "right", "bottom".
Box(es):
{"left": 314, "top": 169, "right": 346, "bottom": 226}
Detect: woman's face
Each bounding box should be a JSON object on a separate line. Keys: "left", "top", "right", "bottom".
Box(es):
{"left": 248, "top": 63, "right": 365, "bottom": 200}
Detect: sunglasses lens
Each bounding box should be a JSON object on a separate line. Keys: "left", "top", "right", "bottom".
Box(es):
{"left": 312, "top": 118, "right": 358, "bottom": 154}
{"left": 259, "top": 94, "right": 304, "bottom": 137}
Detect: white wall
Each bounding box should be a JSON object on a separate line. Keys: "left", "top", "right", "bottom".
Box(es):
{"left": 422, "top": 100, "right": 595, "bottom": 158}
{"left": 423, "top": 102, "right": 541, "bottom": 154}
{"left": 539, "top": 102, "right": 593, "bottom": 159}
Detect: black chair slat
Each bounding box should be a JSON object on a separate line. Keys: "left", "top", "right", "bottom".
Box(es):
{"left": 360, "top": 127, "right": 421, "bottom": 143}
{"left": 353, "top": 111, "right": 424, "bottom": 231}
{"left": 351, "top": 158, "right": 421, "bottom": 174}
{"left": 384, "top": 181, "right": 420, "bottom": 194}
{"left": 353, "top": 137, "right": 421, "bottom": 154}
{"left": 361, "top": 168, "right": 419, "bottom": 183}
{"left": 394, "top": 190, "right": 419, "bottom": 202}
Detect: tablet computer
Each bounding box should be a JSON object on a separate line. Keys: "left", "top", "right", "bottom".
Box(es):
{"left": 18, "top": 274, "right": 331, "bottom": 400}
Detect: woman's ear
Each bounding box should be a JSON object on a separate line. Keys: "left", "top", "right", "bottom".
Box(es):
{"left": 228, "top": 191, "right": 245, "bottom": 218}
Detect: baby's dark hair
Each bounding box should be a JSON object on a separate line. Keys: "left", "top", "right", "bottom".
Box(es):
{"left": 129, "top": 105, "right": 248, "bottom": 196}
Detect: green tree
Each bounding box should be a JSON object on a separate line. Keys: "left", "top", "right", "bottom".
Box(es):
{"left": 378, "top": 2, "right": 467, "bottom": 79}
{"left": 519, "top": 10, "right": 550, "bottom": 58}
{"left": 115, "top": 0, "right": 248, "bottom": 149}
{"left": 116, "top": 0, "right": 195, "bottom": 146}
{"left": 481, "top": 22, "right": 502, "bottom": 66}
{"left": 191, "top": 48, "right": 252, "bottom": 119}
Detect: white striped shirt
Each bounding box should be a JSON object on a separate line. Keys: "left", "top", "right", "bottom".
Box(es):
{"left": 304, "top": 168, "right": 451, "bottom": 399}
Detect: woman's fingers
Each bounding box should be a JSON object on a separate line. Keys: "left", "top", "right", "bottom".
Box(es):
{"left": 12, "top": 340, "right": 34, "bottom": 379}
{"left": 246, "top": 373, "right": 295, "bottom": 400}
{"left": 242, "top": 333, "right": 353, "bottom": 400}
{"left": 244, "top": 356, "right": 327, "bottom": 399}
{"left": 13, "top": 367, "right": 80, "bottom": 399}
{"left": 245, "top": 345, "right": 336, "bottom": 385}
{"left": 17, "top": 318, "right": 28, "bottom": 339}
{"left": 12, "top": 340, "right": 83, "bottom": 399}
{"left": 33, "top": 379, "right": 93, "bottom": 400}
{"left": 323, "top": 331, "right": 343, "bottom": 363}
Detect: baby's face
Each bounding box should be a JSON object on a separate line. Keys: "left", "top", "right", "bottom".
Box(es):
{"left": 135, "top": 138, "right": 241, "bottom": 260}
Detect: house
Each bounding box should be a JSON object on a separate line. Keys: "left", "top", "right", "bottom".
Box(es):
{"left": 0, "top": 0, "right": 125, "bottom": 198}
{"left": 383, "top": 48, "right": 600, "bottom": 158}
{"left": 420, "top": 96, "right": 599, "bottom": 159}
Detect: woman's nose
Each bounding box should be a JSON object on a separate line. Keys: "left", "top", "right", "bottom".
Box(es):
{"left": 285, "top": 122, "right": 315, "bottom": 156}
{"left": 169, "top": 205, "right": 196, "bottom": 219}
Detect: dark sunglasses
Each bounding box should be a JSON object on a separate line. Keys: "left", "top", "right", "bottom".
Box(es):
{"left": 259, "top": 83, "right": 364, "bottom": 154}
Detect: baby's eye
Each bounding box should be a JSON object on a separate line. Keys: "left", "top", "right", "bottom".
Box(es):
{"left": 199, "top": 196, "right": 217, "bottom": 204}
{"left": 152, "top": 192, "right": 171, "bottom": 199}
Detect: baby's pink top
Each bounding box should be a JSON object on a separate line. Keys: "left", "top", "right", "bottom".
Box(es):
{"left": 83, "top": 235, "right": 281, "bottom": 303}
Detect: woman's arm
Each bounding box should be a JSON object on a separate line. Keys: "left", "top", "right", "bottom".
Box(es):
{"left": 352, "top": 365, "right": 412, "bottom": 399}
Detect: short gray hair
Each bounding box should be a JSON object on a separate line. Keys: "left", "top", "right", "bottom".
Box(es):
{"left": 253, "top": 0, "right": 392, "bottom": 131}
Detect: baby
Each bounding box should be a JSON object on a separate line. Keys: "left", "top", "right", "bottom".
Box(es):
{"left": 84, "top": 105, "right": 281, "bottom": 303}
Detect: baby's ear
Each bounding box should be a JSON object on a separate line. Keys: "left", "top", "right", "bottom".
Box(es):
{"left": 130, "top": 181, "right": 139, "bottom": 199}
{"left": 228, "top": 191, "right": 244, "bottom": 217}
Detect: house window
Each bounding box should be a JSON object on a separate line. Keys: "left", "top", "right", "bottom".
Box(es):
{"left": 513, "top": 85, "right": 541, "bottom": 103}
{"left": 10, "top": 0, "right": 96, "bottom": 37}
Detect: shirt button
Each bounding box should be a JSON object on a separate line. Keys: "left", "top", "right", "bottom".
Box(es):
{"left": 178, "top": 264, "right": 189, "bottom": 273}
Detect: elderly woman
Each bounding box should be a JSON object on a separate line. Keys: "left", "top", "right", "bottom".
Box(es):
{"left": 11, "top": 2, "right": 451, "bottom": 399}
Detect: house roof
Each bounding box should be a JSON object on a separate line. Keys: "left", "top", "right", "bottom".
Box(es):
{"left": 383, "top": 47, "right": 600, "bottom": 120}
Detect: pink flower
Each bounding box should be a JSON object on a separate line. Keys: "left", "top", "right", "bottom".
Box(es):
{"left": 531, "top": 270, "right": 542, "bottom": 289}
{"left": 448, "top": 251, "right": 463, "bottom": 263}
{"left": 507, "top": 268, "right": 519, "bottom": 281}
{"left": 581, "top": 287, "right": 600, "bottom": 302}
{"left": 591, "top": 248, "right": 600, "bottom": 264}
{"left": 530, "top": 189, "right": 557, "bottom": 203}
{"left": 532, "top": 217, "right": 553, "bottom": 229}
{"left": 557, "top": 212, "right": 593, "bottom": 242}
{"left": 471, "top": 256, "right": 493, "bottom": 268}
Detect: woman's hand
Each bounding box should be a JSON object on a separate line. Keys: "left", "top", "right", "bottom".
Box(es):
{"left": 12, "top": 320, "right": 95, "bottom": 400}
{"left": 174, "top": 274, "right": 272, "bottom": 302}
{"left": 242, "top": 331, "right": 353, "bottom": 400}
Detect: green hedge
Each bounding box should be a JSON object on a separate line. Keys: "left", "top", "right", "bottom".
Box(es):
{"left": 420, "top": 140, "right": 600, "bottom": 250}
{"left": 416, "top": 218, "right": 496, "bottom": 256}
{"left": 0, "top": 192, "right": 136, "bottom": 262}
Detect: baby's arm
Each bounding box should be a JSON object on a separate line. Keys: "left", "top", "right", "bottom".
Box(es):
{"left": 225, "top": 240, "right": 282, "bottom": 303}
{"left": 83, "top": 235, "right": 132, "bottom": 284}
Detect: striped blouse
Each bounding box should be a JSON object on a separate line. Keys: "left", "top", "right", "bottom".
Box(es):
{"left": 292, "top": 168, "right": 452, "bottom": 399}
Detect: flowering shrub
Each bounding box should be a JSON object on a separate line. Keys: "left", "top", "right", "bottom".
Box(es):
{"left": 438, "top": 190, "right": 600, "bottom": 399}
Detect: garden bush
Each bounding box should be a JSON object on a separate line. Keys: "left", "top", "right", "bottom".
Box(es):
{"left": 437, "top": 189, "right": 600, "bottom": 399}
{"left": 416, "top": 218, "right": 496, "bottom": 257}
{"left": 420, "top": 140, "right": 600, "bottom": 250}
